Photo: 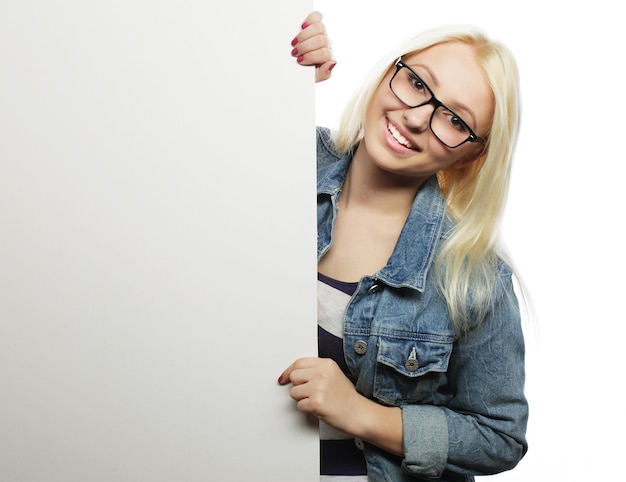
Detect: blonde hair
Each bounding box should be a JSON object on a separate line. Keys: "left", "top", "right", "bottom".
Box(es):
{"left": 333, "top": 26, "right": 521, "bottom": 334}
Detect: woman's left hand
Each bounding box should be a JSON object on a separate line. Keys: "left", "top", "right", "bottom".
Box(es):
{"left": 279, "top": 356, "right": 405, "bottom": 456}
{"left": 279, "top": 357, "right": 361, "bottom": 433}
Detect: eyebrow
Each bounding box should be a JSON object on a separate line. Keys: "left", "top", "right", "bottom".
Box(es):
{"left": 407, "top": 62, "right": 478, "bottom": 128}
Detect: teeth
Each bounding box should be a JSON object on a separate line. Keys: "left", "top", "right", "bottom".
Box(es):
{"left": 388, "top": 122, "right": 413, "bottom": 148}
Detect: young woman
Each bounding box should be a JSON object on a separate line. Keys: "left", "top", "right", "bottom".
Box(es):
{"left": 280, "top": 12, "right": 528, "bottom": 481}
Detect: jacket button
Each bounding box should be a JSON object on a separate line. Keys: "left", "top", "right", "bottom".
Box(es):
{"left": 405, "top": 359, "right": 419, "bottom": 372}
{"left": 405, "top": 347, "right": 419, "bottom": 372}
{"left": 353, "top": 340, "right": 368, "bottom": 355}
{"left": 354, "top": 438, "right": 365, "bottom": 450}
{"left": 367, "top": 284, "right": 381, "bottom": 294}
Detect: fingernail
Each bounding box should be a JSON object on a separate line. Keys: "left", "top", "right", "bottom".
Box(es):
{"left": 329, "top": 62, "right": 337, "bottom": 71}
{"left": 278, "top": 375, "right": 284, "bottom": 384}
{"left": 301, "top": 22, "right": 309, "bottom": 29}
{"left": 297, "top": 55, "right": 304, "bottom": 63}
{"left": 291, "top": 37, "right": 298, "bottom": 46}
{"left": 291, "top": 47, "right": 298, "bottom": 56}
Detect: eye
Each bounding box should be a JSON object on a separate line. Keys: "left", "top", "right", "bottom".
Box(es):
{"left": 407, "top": 72, "right": 428, "bottom": 95}
{"left": 446, "top": 112, "right": 470, "bottom": 133}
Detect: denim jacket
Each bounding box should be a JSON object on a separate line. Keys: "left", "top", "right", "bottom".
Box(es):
{"left": 316, "top": 127, "right": 528, "bottom": 481}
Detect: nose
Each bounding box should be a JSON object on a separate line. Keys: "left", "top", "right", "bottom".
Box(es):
{"left": 402, "top": 103, "right": 434, "bottom": 132}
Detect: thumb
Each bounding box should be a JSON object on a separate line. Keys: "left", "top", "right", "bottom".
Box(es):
{"left": 316, "top": 61, "right": 337, "bottom": 83}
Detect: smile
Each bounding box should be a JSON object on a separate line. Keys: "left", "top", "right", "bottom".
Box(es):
{"left": 387, "top": 121, "right": 415, "bottom": 150}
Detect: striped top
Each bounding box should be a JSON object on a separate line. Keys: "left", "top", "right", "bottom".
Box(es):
{"left": 318, "top": 273, "right": 367, "bottom": 481}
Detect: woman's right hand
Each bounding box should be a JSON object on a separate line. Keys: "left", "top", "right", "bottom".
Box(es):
{"left": 291, "top": 11, "right": 336, "bottom": 82}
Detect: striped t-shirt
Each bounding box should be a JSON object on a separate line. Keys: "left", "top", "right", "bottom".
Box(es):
{"left": 318, "top": 273, "right": 367, "bottom": 481}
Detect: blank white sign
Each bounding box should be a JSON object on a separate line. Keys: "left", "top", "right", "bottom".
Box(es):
{"left": 0, "top": 1, "right": 318, "bottom": 480}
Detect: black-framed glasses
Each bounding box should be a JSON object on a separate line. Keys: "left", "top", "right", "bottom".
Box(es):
{"left": 389, "top": 58, "right": 485, "bottom": 149}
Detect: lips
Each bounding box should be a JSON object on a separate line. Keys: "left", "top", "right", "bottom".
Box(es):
{"left": 387, "top": 120, "right": 419, "bottom": 151}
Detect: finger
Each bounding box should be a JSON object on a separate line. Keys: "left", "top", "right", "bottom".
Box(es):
{"left": 291, "top": 12, "right": 326, "bottom": 48}
{"left": 289, "top": 366, "right": 319, "bottom": 386}
{"left": 289, "top": 357, "right": 337, "bottom": 385}
{"left": 293, "top": 34, "right": 331, "bottom": 58}
{"left": 277, "top": 357, "right": 318, "bottom": 384}
{"left": 292, "top": 387, "right": 324, "bottom": 419}
{"left": 289, "top": 382, "right": 310, "bottom": 402}
{"left": 301, "top": 10, "right": 323, "bottom": 30}
{"left": 278, "top": 363, "right": 294, "bottom": 385}
{"left": 297, "top": 20, "right": 327, "bottom": 43}
{"left": 296, "top": 47, "right": 334, "bottom": 67}
{"left": 315, "top": 60, "right": 337, "bottom": 83}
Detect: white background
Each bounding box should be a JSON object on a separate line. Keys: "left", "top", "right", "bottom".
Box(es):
{"left": 0, "top": 1, "right": 319, "bottom": 481}
{"left": 1, "top": 1, "right": 624, "bottom": 481}
{"left": 314, "top": 1, "right": 626, "bottom": 480}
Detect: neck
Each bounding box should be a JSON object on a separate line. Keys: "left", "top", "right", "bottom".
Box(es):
{"left": 342, "top": 144, "right": 427, "bottom": 214}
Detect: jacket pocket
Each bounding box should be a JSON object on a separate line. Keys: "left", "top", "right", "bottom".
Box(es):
{"left": 373, "top": 334, "right": 454, "bottom": 405}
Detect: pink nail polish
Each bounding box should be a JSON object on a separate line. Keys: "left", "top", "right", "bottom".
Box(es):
{"left": 291, "top": 37, "right": 298, "bottom": 46}
{"left": 301, "top": 22, "right": 309, "bottom": 29}
{"left": 329, "top": 63, "right": 337, "bottom": 71}
{"left": 297, "top": 55, "right": 304, "bottom": 63}
{"left": 291, "top": 47, "right": 298, "bottom": 56}
{"left": 278, "top": 375, "right": 284, "bottom": 384}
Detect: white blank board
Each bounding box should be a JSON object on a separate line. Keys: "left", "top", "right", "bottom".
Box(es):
{"left": 0, "top": 1, "right": 318, "bottom": 480}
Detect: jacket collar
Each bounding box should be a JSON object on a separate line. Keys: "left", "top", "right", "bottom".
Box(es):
{"left": 379, "top": 175, "right": 448, "bottom": 291}
{"left": 317, "top": 154, "right": 449, "bottom": 292}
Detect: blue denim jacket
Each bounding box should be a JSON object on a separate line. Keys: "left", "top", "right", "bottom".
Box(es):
{"left": 316, "top": 127, "right": 528, "bottom": 481}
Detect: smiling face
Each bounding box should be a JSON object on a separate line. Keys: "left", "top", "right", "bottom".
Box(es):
{"left": 356, "top": 41, "right": 495, "bottom": 183}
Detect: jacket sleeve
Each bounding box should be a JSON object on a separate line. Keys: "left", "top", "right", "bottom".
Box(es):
{"left": 401, "top": 273, "right": 529, "bottom": 478}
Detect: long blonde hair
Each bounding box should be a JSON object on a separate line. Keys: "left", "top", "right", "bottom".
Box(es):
{"left": 333, "top": 26, "right": 521, "bottom": 333}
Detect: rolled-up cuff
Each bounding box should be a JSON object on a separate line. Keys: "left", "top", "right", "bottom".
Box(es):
{"left": 401, "top": 404, "right": 448, "bottom": 478}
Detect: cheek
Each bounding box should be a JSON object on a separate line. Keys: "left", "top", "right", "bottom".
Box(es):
{"left": 367, "top": 82, "right": 400, "bottom": 118}
{"left": 430, "top": 141, "right": 457, "bottom": 161}
{"left": 430, "top": 142, "right": 473, "bottom": 168}
{"left": 450, "top": 145, "right": 483, "bottom": 169}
